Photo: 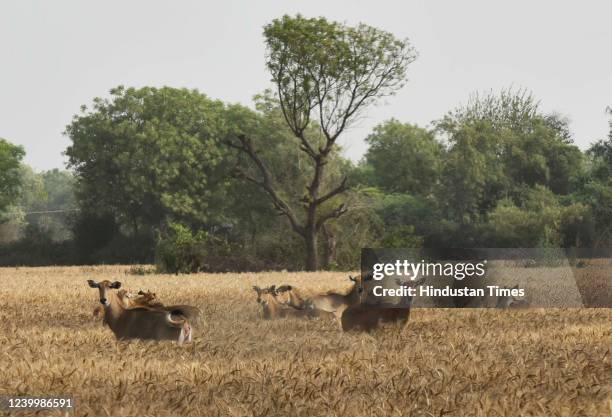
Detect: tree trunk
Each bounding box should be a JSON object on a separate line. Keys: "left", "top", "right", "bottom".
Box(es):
{"left": 304, "top": 226, "right": 319, "bottom": 271}
{"left": 322, "top": 224, "right": 336, "bottom": 269}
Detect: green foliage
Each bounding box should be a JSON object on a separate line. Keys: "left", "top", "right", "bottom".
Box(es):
{"left": 127, "top": 265, "right": 156, "bottom": 275}
{"left": 0, "top": 227, "right": 73, "bottom": 266}
{"left": 0, "top": 138, "right": 25, "bottom": 219}
{"left": 435, "top": 88, "right": 584, "bottom": 227}
{"left": 155, "top": 222, "right": 229, "bottom": 274}
{"left": 72, "top": 212, "right": 120, "bottom": 263}
{"left": 364, "top": 120, "right": 442, "bottom": 195}
{"left": 20, "top": 168, "right": 75, "bottom": 242}
{"left": 483, "top": 186, "right": 588, "bottom": 248}
{"left": 573, "top": 181, "right": 612, "bottom": 247}
{"left": 264, "top": 15, "right": 416, "bottom": 138}
{"left": 155, "top": 223, "right": 207, "bottom": 274}
{"left": 328, "top": 187, "right": 385, "bottom": 269}
{"left": 65, "top": 86, "right": 229, "bottom": 231}
{"left": 3, "top": 77, "right": 610, "bottom": 268}
{"left": 243, "top": 14, "right": 418, "bottom": 270}
{"left": 586, "top": 108, "right": 612, "bottom": 183}
{"left": 380, "top": 225, "right": 423, "bottom": 248}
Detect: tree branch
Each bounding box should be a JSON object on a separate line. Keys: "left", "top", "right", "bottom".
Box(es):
{"left": 226, "top": 135, "right": 305, "bottom": 236}
{"left": 314, "top": 177, "right": 348, "bottom": 205}
{"left": 316, "top": 203, "right": 348, "bottom": 231}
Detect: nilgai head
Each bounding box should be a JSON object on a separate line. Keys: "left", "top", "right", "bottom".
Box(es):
{"left": 274, "top": 285, "right": 296, "bottom": 306}
{"left": 88, "top": 280, "right": 121, "bottom": 306}
{"left": 253, "top": 285, "right": 282, "bottom": 319}
{"left": 136, "top": 289, "right": 161, "bottom": 306}
{"left": 253, "top": 285, "right": 277, "bottom": 306}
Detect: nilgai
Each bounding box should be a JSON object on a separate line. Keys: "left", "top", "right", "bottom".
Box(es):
{"left": 87, "top": 280, "right": 200, "bottom": 345}
{"left": 252, "top": 285, "right": 317, "bottom": 320}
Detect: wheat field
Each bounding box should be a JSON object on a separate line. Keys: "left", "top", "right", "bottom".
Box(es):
{"left": 0, "top": 266, "right": 610, "bottom": 417}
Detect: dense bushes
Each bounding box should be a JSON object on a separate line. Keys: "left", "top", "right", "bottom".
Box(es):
{"left": 155, "top": 223, "right": 213, "bottom": 274}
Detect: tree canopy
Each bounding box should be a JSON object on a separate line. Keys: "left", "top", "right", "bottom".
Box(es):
{"left": 364, "top": 120, "right": 442, "bottom": 195}
{"left": 65, "top": 86, "right": 229, "bottom": 231}
{"left": 0, "top": 138, "right": 25, "bottom": 220}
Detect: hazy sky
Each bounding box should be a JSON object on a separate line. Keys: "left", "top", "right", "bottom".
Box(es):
{"left": 1, "top": 1, "right": 610, "bottom": 171}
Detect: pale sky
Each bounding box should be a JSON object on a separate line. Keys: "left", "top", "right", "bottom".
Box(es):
{"left": 1, "top": 0, "right": 610, "bottom": 171}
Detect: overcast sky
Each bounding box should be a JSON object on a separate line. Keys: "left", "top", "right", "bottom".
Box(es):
{"left": 1, "top": 0, "right": 610, "bottom": 171}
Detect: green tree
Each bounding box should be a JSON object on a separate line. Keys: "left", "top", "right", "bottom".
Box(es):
{"left": 586, "top": 107, "right": 612, "bottom": 183}
{"left": 436, "top": 89, "right": 583, "bottom": 226}
{"left": 0, "top": 138, "right": 25, "bottom": 220}
{"left": 484, "top": 186, "right": 563, "bottom": 247}
{"left": 228, "top": 15, "right": 417, "bottom": 270}
{"left": 25, "top": 169, "right": 75, "bottom": 242}
{"left": 571, "top": 107, "right": 612, "bottom": 247}
{"left": 65, "top": 86, "right": 229, "bottom": 233}
{"left": 363, "top": 120, "right": 442, "bottom": 195}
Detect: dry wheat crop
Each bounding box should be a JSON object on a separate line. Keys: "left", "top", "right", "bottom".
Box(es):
{"left": 0, "top": 266, "right": 610, "bottom": 417}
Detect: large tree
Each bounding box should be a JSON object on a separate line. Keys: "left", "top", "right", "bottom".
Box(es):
{"left": 227, "top": 15, "right": 416, "bottom": 270}
{"left": 586, "top": 106, "right": 612, "bottom": 183}
{"left": 574, "top": 106, "right": 612, "bottom": 247}
{"left": 0, "top": 138, "right": 25, "bottom": 220}
{"left": 435, "top": 89, "right": 584, "bottom": 225}
{"left": 65, "top": 86, "right": 229, "bottom": 232}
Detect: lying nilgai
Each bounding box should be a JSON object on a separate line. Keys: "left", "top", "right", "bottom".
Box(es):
{"left": 298, "top": 276, "right": 415, "bottom": 331}
{"left": 277, "top": 276, "right": 366, "bottom": 329}
{"left": 252, "top": 285, "right": 318, "bottom": 320}
{"left": 274, "top": 285, "right": 336, "bottom": 320}
{"left": 92, "top": 289, "right": 163, "bottom": 318}
{"left": 87, "top": 280, "right": 199, "bottom": 344}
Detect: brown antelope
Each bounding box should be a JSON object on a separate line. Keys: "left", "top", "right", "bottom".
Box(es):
{"left": 135, "top": 290, "right": 164, "bottom": 308}
{"left": 252, "top": 285, "right": 317, "bottom": 320}
{"left": 132, "top": 289, "right": 202, "bottom": 325}
{"left": 292, "top": 275, "right": 366, "bottom": 328}
{"left": 92, "top": 289, "right": 165, "bottom": 318}
{"left": 87, "top": 280, "right": 196, "bottom": 344}
{"left": 274, "top": 285, "right": 335, "bottom": 320}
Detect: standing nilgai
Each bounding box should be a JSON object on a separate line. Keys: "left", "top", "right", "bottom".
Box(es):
{"left": 87, "top": 280, "right": 200, "bottom": 345}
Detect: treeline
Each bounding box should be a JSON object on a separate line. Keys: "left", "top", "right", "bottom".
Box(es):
{"left": 1, "top": 89, "right": 610, "bottom": 271}
{"left": 0, "top": 15, "right": 610, "bottom": 271}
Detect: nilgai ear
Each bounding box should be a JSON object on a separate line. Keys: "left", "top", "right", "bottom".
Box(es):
{"left": 87, "top": 280, "right": 99, "bottom": 288}
{"left": 349, "top": 276, "right": 357, "bottom": 282}
{"left": 110, "top": 281, "right": 122, "bottom": 289}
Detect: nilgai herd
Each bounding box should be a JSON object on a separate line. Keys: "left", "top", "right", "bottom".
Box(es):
{"left": 87, "top": 275, "right": 527, "bottom": 345}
